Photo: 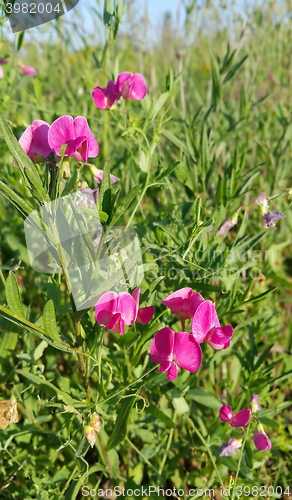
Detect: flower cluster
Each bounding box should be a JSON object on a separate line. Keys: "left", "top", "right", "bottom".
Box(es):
{"left": 219, "top": 395, "right": 272, "bottom": 456}
{"left": 150, "top": 287, "right": 234, "bottom": 382}
{"left": 18, "top": 116, "right": 99, "bottom": 165}
{"left": 92, "top": 72, "right": 147, "bottom": 110}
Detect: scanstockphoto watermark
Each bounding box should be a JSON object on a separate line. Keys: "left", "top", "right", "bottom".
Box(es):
{"left": 145, "top": 248, "right": 276, "bottom": 283}
{"left": 3, "top": 0, "right": 79, "bottom": 33}
{"left": 81, "top": 485, "right": 221, "bottom": 498}
{"left": 81, "top": 485, "right": 291, "bottom": 498}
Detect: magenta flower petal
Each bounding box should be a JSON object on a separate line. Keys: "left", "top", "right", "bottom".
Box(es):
{"left": 116, "top": 72, "right": 147, "bottom": 101}
{"left": 73, "top": 116, "right": 99, "bottom": 159}
{"left": 107, "top": 312, "right": 121, "bottom": 331}
{"left": 219, "top": 404, "right": 234, "bottom": 423}
{"left": 48, "top": 115, "right": 99, "bottom": 162}
{"left": 92, "top": 80, "right": 120, "bottom": 110}
{"left": 18, "top": 120, "right": 51, "bottom": 163}
{"left": 191, "top": 300, "right": 215, "bottom": 343}
{"left": 253, "top": 426, "right": 272, "bottom": 451}
{"left": 0, "top": 67, "right": 3, "bottom": 79}
{"left": 95, "top": 291, "right": 118, "bottom": 325}
{"left": 117, "top": 72, "right": 132, "bottom": 97}
{"left": 206, "top": 325, "right": 233, "bottom": 350}
{"left": 49, "top": 115, "right": 75, "bottom": 156}
{"left": 92, "top": 87, "right": 108, "bottom": 110}
{"left": 162, "top": 287, "right": 193, "bottom": 315}
{"left": 173, "top": 333, "right": 202, "bottom": 373}
{"left": 130, "top": 73, "right": 147, "bottom": 100}
{"left": 150, "top": 327, "right": 174, "bottom": 365}
{"left": 166, "top": 364, "right": 179, "bottom": 381}
{"left": 159, "top": 360, "right": 172, "bottom": 373}
{"left": 162, "top": 287, "right": 204, "bottom": 321}
{"left": 19, "top": 125, "right": 33, "bottom": 156}
{"left": 132, "top": 287, "right": 140, "bottom": 309}
{"left": 22, "top": 66, "right": 37, "bottom": 76}
{"left": 137, "top": 306, "right": 154, "bottom": 324}
{"left": 116, "top": 292, "right": 137, "bottom": 325}
{"left": 230, "top": 408, "right": 251, "bottom": 427}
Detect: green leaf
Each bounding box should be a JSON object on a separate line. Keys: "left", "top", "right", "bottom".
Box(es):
{"left": 208, "top": 45, "right": 222, "bottom": 107}
{"left": 187, "top": 389, "right": 222, "bottom": 409}
{"left": 99, "top": 161, "right": 111, "bottom": 215}
{"left": 17, "top": 32, "right": 25, "bottom": 51}
{"left": 5, "top": 271, "right": 25, "bottom": 318}
{"left": 109, "top": 184, "right": 141, "bottom": 227}
{"left": 61, "top": 169, "right": 78, "bottom": 197}
{"left": 139, "top": 151, "right": 148, "bottom": 173}
{"left": 244, "top": 287, "right": 277, "bottom": 305}
{"left": 161, "top": 130, "right": 189, "bottom": 154}
{"left": 223, "top": 55, "right": 248, "bottom": 84}
{"left": 155, "top": 160, "right": 179, "bottom": 181}
{"left": 106, "top": 394, "right": 136, "bottom": 451}
{"left": 0, "top": 180, "right": 34, "bottom": 218}
{"left": 172, "top": 396, "right": 189, "bottom": 415}
{"left": 152, "top": 92, "right": 169, "bottom": 118}
{"left": 240, "top": 84, "right": 248, "bottom": 119}
{"left": 0, "top": 114, "right": 48, "bottom": 202}
{"left": 145, "top": 404, "right": 175, "bottom": 429}
{"left": 43, "top": 300, "right": 61, "bottom": 342}
{"left": 0, "top": 304, "right": 74, "bottom": 353}
{"left": 257, "top": 416, "right": 279, "bottom": 429}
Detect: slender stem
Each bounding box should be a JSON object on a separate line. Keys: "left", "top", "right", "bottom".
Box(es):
{"left": 159, "top": 411, "right": 176, "bottom": 477}
{"left": 186, "top": 416, "right": 225, "bottom": 495}
{"left": 231, "top": 420, "right": 251, "bottom": 500}
{"left": 96, "top": 365, "right": 157, "bottom": 407}
{"left": 75, "top": 319, "right": 91, "bottom": 402}
{"left": 126, "top": 437, "right": 157, "bottom": 472}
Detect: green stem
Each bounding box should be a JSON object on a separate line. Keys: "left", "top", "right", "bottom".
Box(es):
{"left": 96, "top": 365, "right": 157, "bottom": 407}
{"left": 186, "top": 416, "right": 225, "bottom": 495}
{"left": 126, "top": 437, "right": 157, "bottom": 472}
{"left": 158, "top": 411, "right": 176, "bottom": 477}
{"left": 231, "top": 420, "right": 251, "bottom": 500}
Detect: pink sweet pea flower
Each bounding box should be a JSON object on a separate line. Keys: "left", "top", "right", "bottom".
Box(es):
{"left": 191, "top": 300, "right": 233, "bottom": 350}
{"left": 48, "top": 115, "right": 99, "bottom": 163}
{"left": 219, "top": 437, "right": 242, "bottom": 457}
{"left": 95, "top": 291, "right": 137, "bottom": 335}
{"left": 116, "top": 72, "right": 147, "bottom": 101}
{"left": 18, "top": 120, "right": 52, "bottom": 163}
{"left": 150, "top": 327, "right": 202, "bottom": 381}
{"left": 22, "top": 66, "right": 37, "bottom": 76}
{"left": 162, "top": 288, "right": 204, "bottom": 322}
{"left": 219, "top": 404, "right": 251, "bottom": 427}
{"left": 92, "top": 80, "right": 121, "bottom": 110}
{"left": 132, "top": 287, "right": 154, "bottom": 325}
{"left": 253, "top": 424, "right": 272, "bottom": 451}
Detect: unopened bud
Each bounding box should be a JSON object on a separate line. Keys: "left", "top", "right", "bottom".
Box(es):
{"left": 84, "top": 425, "right": 96, "bottom": 448}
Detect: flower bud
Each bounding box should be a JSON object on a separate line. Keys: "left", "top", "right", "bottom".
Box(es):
{"left": 250, "top": 394, "right": 261, "bottom": 413}
{"left": 219, "top": 437, "right": 242, "bottom": 457}
{"left": 256, "top": 192, "right": 269, "bottom": 215}
{"left": 84, "top": 425, "right": 96, "bottom": 448}
{"left": 217, "top": 212, "right": 239, "bottom": 236}
{"left": 253, "top": 424, "right": 272, "bottom": 451}
{"left": 89, "top": 413, "right": 100, "bottom": 432}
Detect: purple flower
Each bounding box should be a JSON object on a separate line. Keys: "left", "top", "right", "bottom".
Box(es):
{"left": 217, "top": 212, "right": 239, "bottom": 236}
{"left": 263, "top": 211, "right": 285, "bottom": 228}
{"left": 219, "top": 404, "right": 251, "bottom": 427}
{"left": 219, "top": 437, "right": 242, "bottom": 457}
{"left": 92, "top": 80, "right": 121, "bottom": 110}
